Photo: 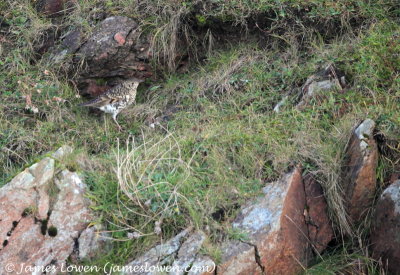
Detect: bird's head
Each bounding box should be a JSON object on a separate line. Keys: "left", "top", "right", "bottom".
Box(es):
{"left": 125, "top": 78, "right": 144, "bottom": 90}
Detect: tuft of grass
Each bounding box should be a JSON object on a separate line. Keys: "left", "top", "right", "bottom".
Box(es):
{"left": 293, "top": 113, "right": 357, "bottom": 236}
{"left": 305, "top": 248, "right": 385, "bottom": 275}
{"left": 114, "top": 129, "right": 193, "bottom": 238}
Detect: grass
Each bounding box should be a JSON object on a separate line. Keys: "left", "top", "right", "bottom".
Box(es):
{"left": 305, "top": 248, "right": 385, "bottom": 275}
{"left": 114, "top": 130, "right": 193, "bottom": 238}
{"left": 1, "top": 0, "right": 399, "bottom": 273}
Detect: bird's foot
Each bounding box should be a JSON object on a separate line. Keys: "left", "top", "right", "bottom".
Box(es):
{"left": 112, "top": 116, "right": 123, "bottom": 132}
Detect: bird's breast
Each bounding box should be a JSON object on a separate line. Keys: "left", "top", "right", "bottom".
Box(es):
{"left": 99, "top": 104, "right": 118, "bottom": 114}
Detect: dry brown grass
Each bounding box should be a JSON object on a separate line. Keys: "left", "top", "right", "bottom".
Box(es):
{"left": 294, "top": 113, "right": 359, "bottom": 237}
{"left": 113, "top": 127, "right": 193, "bottom": 239}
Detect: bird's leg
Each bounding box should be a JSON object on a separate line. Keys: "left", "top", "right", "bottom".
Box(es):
{"left": 103, "top": 114, "right": 107, "bottom": 130}
{"left": 112, "top": 113, "right": 122, "bottom": 131}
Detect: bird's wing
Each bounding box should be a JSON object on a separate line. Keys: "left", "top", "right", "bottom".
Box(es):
{"left": 79, "top": 86, "right": 122, "bottom": 107}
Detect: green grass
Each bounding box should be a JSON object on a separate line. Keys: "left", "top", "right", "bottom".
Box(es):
{"left": 1, "top": 0, "right": 399, "bottom": 272}
{"left": 305, "top": 249, "right": 384, "bottom": 275}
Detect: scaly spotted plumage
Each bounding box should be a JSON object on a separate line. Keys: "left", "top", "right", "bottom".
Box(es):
{"left": 80, "top": 79, "right": 142, "bottom": 130}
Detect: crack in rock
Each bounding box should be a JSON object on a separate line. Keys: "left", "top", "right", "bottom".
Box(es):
{"left": 170, "top": 231, "right": 206, "bottom": 275}
{"left": 124, "top": 227, "right": 193, "bottom": 275}
{"left": 240, "top": 240, "right": 265, "bottom": 275}
{"left": 0, "top": 148, "right": 94, "bottom": 275}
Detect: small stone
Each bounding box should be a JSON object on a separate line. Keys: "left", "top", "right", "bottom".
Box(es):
{"left": 297, "top": 64, "right": 344, "bottom": 109}
{"left": 52, "top": 145, "right": 73, "bottom": 161}
{"left": 354, "top": 119, "right": 375, "bottom": 152}
{"left": 273, "top": 95, "right": 288, "bottom": 113}
{"left": 78, "top": 225, "right": 109, "bottom": 260}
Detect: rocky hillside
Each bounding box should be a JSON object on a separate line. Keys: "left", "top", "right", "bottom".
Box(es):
{"left": 0, "top": 0, "right": 399, "bottom": 274}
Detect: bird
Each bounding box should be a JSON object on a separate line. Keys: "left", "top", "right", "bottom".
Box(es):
{"left": 80, "top": 78, "right": 143, "bottom": 130}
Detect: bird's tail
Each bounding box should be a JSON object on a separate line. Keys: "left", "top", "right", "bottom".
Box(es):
{"left": 79, "top": 98, "right": 101, "bottom": 107}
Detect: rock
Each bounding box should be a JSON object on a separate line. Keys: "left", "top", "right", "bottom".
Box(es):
{"left": 48, "top": 169, "right": 92, "bottom": 236}
{"left": 124, "top": 167, "right": 336, "bottom": 275}
{"left": 48, "top": 16, "right": 153, "bottom": 92}
{"left": 341, "top": 119, "right": 378, "bottom": 224}
{"left": 50, "top": 29, "right": 82, "bottom": 64}
{"left": 28, "top": 157, "right": 55, "bottom": 185}
{"left": 51, "top": 145, "right": 73, "bottom": 160}
{"left": 273, "top": 95, "right": 288, "bottom": 113}
{"left": 297, "top": 64, "right": 345, "bottom": 109}
{"left": 77, "top": 225, "right": 110, "bottom": 260}
{"left": 390, "top": 171, "right": 400, "bottom": 184}
{"left": 218, "top": 167, "right": 312, "bottom": 275}
{"left": 170, "top": 231, "right": 206, "bottom": 275}
{"left": 125, "top": 228, "right": 211, "bottom": 275}
{"left": 187, "top": 255, "right": 215, "bottom": 275}
{"left": 370, "top": 180, "right": 400, "bottom": 275}
{"left": 0, "top": 157, "right": 54, "bottom": 248}
{"left": 218, "top": 240, "right": 262, "bottom": 275}
{"left": 37, "top": 188, "right": 50, "bottom": 220}
{"left": 125, "top": 228, "right": 191, "bottom": 275}
{"left": 303, "top": 174, "right": 334, "bottom": 254}
{"left": 61, "top": 29, "right": 82, "bottom": 52}
{"left": 0, "top": 154, "right": 93, "bottom": 275}
{"left": 75, "top": 16, "right": 152, "bottom": 83}
{"left": 274, "top": 64, "right": 345, "bottom": 112}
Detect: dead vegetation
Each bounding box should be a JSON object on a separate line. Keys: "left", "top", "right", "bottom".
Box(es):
{"left": 294, "top": 115, "right": 357, "bottom": 237}
{"left": 114, "top": 128, "right": 193, "bottom": 239}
